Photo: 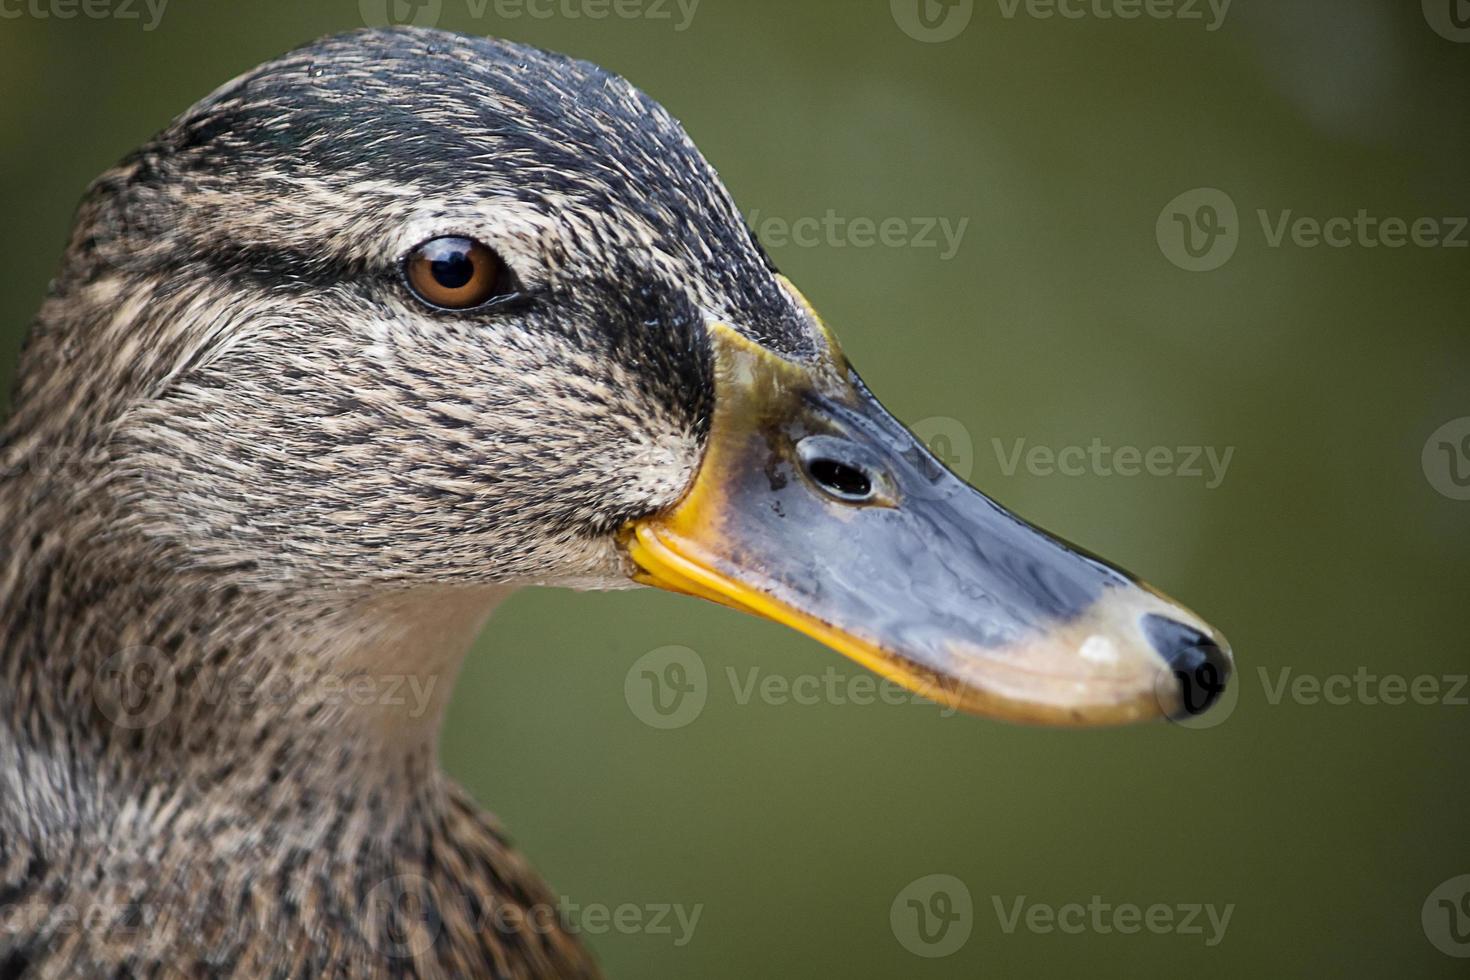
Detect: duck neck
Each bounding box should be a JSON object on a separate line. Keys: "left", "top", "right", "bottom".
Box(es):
{"left": 0, "top": 529, "right": 606, "bottom": 977}
{"left": 1, "top": 523, "right": 512, "bottom": 837}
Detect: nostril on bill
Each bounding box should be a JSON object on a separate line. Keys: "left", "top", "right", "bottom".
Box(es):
{"left": 1141, "top": 613, "right": 1232, "bottom": 718}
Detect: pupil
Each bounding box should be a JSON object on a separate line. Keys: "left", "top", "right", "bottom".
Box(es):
{"left": 430, "top": 251, "right": 474, "bottom": 290}
{"left": 809, "top": 459, "right": 872, "bottom": 499}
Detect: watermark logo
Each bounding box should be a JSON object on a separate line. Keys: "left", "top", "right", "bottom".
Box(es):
{"left": 624, "top": 645, "right": 707, "bottom": 729}
{"left": 1423, "top": 417, "right": 1470, "bottom": 501}
{"left": 913, "top": 416, "right": 976, "bottom": 481}
{"left": 891, "top": 874, "right": 974, "bottom": 957}
{"left": 93, "top": 646, "right": 176, "bottom": 730}
{"left": 1155, "top": 658, "right": 1238, "bottom": 730}
{"left": 89, "top": 184, "right": 191, "bottom": 276}
{"left": 1423, "top": 875, "right": 1470, "bottom": 958}
{"left": 362, "top": 874, "right": 442, "bottom": 959}
{"left": 360, "top": 0, "right": 443, "bottom": 27}
{"left": 1423, "top": 0, "right": 1470, "bottom": 42}
{"left": 1157, "top": 187, "right": 1239, "bottom": 272}
{"left": 891, "top": 0, "right": 974, "bottom": 42}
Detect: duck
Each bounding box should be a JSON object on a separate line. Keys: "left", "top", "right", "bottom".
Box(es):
{"left": 0, "top": 26, "right": 1233, "bottom": 979}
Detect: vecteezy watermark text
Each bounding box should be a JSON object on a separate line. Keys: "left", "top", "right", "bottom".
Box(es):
{"left": 1259, "top": 667, "right": 1468, "bottom": 708}
{"left": 993, "top": 437, "right": 1234, "bottom": 489}
{"left": 624, "top": 646, "right": 955, "bottom": 729}
{"left": 891, "top": 0, "right": 1231, "bottom": 42}
{"left": 362, "top": 875, "right": 703, "bottom": 959}
{"left": 747, "top": 210, "right": 969, "bottom": 261}
{"left": 727, "top": 666, "right": 956, "bottom": 715}
{"left": 992, "top": 894, "right": 1233, "bottom": 946}
{"left": 995, "top": 0, "right": 1230, "bottom": 30}
{"left": 1158, "top": 188, "right": 1469, "bottom": 272}
{"left": 0, "top": 899, "right": 153, "bottom": 940}
{"left": 93, "top": 647, "right": 441, "bottom": 730}
{"left": 360, "top": 0, "right": 699, "bottom": 31}
{"left": 890, "top": 874, "right": 1234, "bottom": 957}
{"left": 0, "top": 0, "right": 167, "bottom": 30}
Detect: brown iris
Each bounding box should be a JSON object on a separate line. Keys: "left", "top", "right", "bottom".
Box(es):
{"left": 404, "top": 236, "right": 507, "bottom": 309}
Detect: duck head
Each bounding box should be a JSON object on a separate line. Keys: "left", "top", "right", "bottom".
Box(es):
{"left": 17, "top": 27, "right": 1230, "bottom": 725}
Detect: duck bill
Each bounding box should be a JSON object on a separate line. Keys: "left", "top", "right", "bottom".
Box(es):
{"left": 620, "top": 316, "right": 1233, "bottom": 726}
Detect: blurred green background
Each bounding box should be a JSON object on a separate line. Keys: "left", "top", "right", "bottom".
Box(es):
{"left": 2, "top": 1, "right": 1467, "bottom": 977}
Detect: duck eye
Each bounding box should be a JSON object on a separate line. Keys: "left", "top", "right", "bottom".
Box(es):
{"left": 403, "top": 236, "right": 509, "bottom": 310}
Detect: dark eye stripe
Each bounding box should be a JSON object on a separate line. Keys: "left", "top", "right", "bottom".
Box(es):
{"left": 98, "top": 230, "right": 533, "bottom": 317}
{"left": 122, "top": 239, "right": 368, "bottom": 290}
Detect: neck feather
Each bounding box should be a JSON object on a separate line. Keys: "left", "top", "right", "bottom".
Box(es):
{"left": 2, "top": 524, "right": 510, "bottom": 816}
{"left": 0, "top": 523, "right": 602, "bottom": 977}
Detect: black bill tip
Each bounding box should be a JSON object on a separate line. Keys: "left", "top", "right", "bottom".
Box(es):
{"left": 1143, "top": 613, "right": 1233, "bottom": 719}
